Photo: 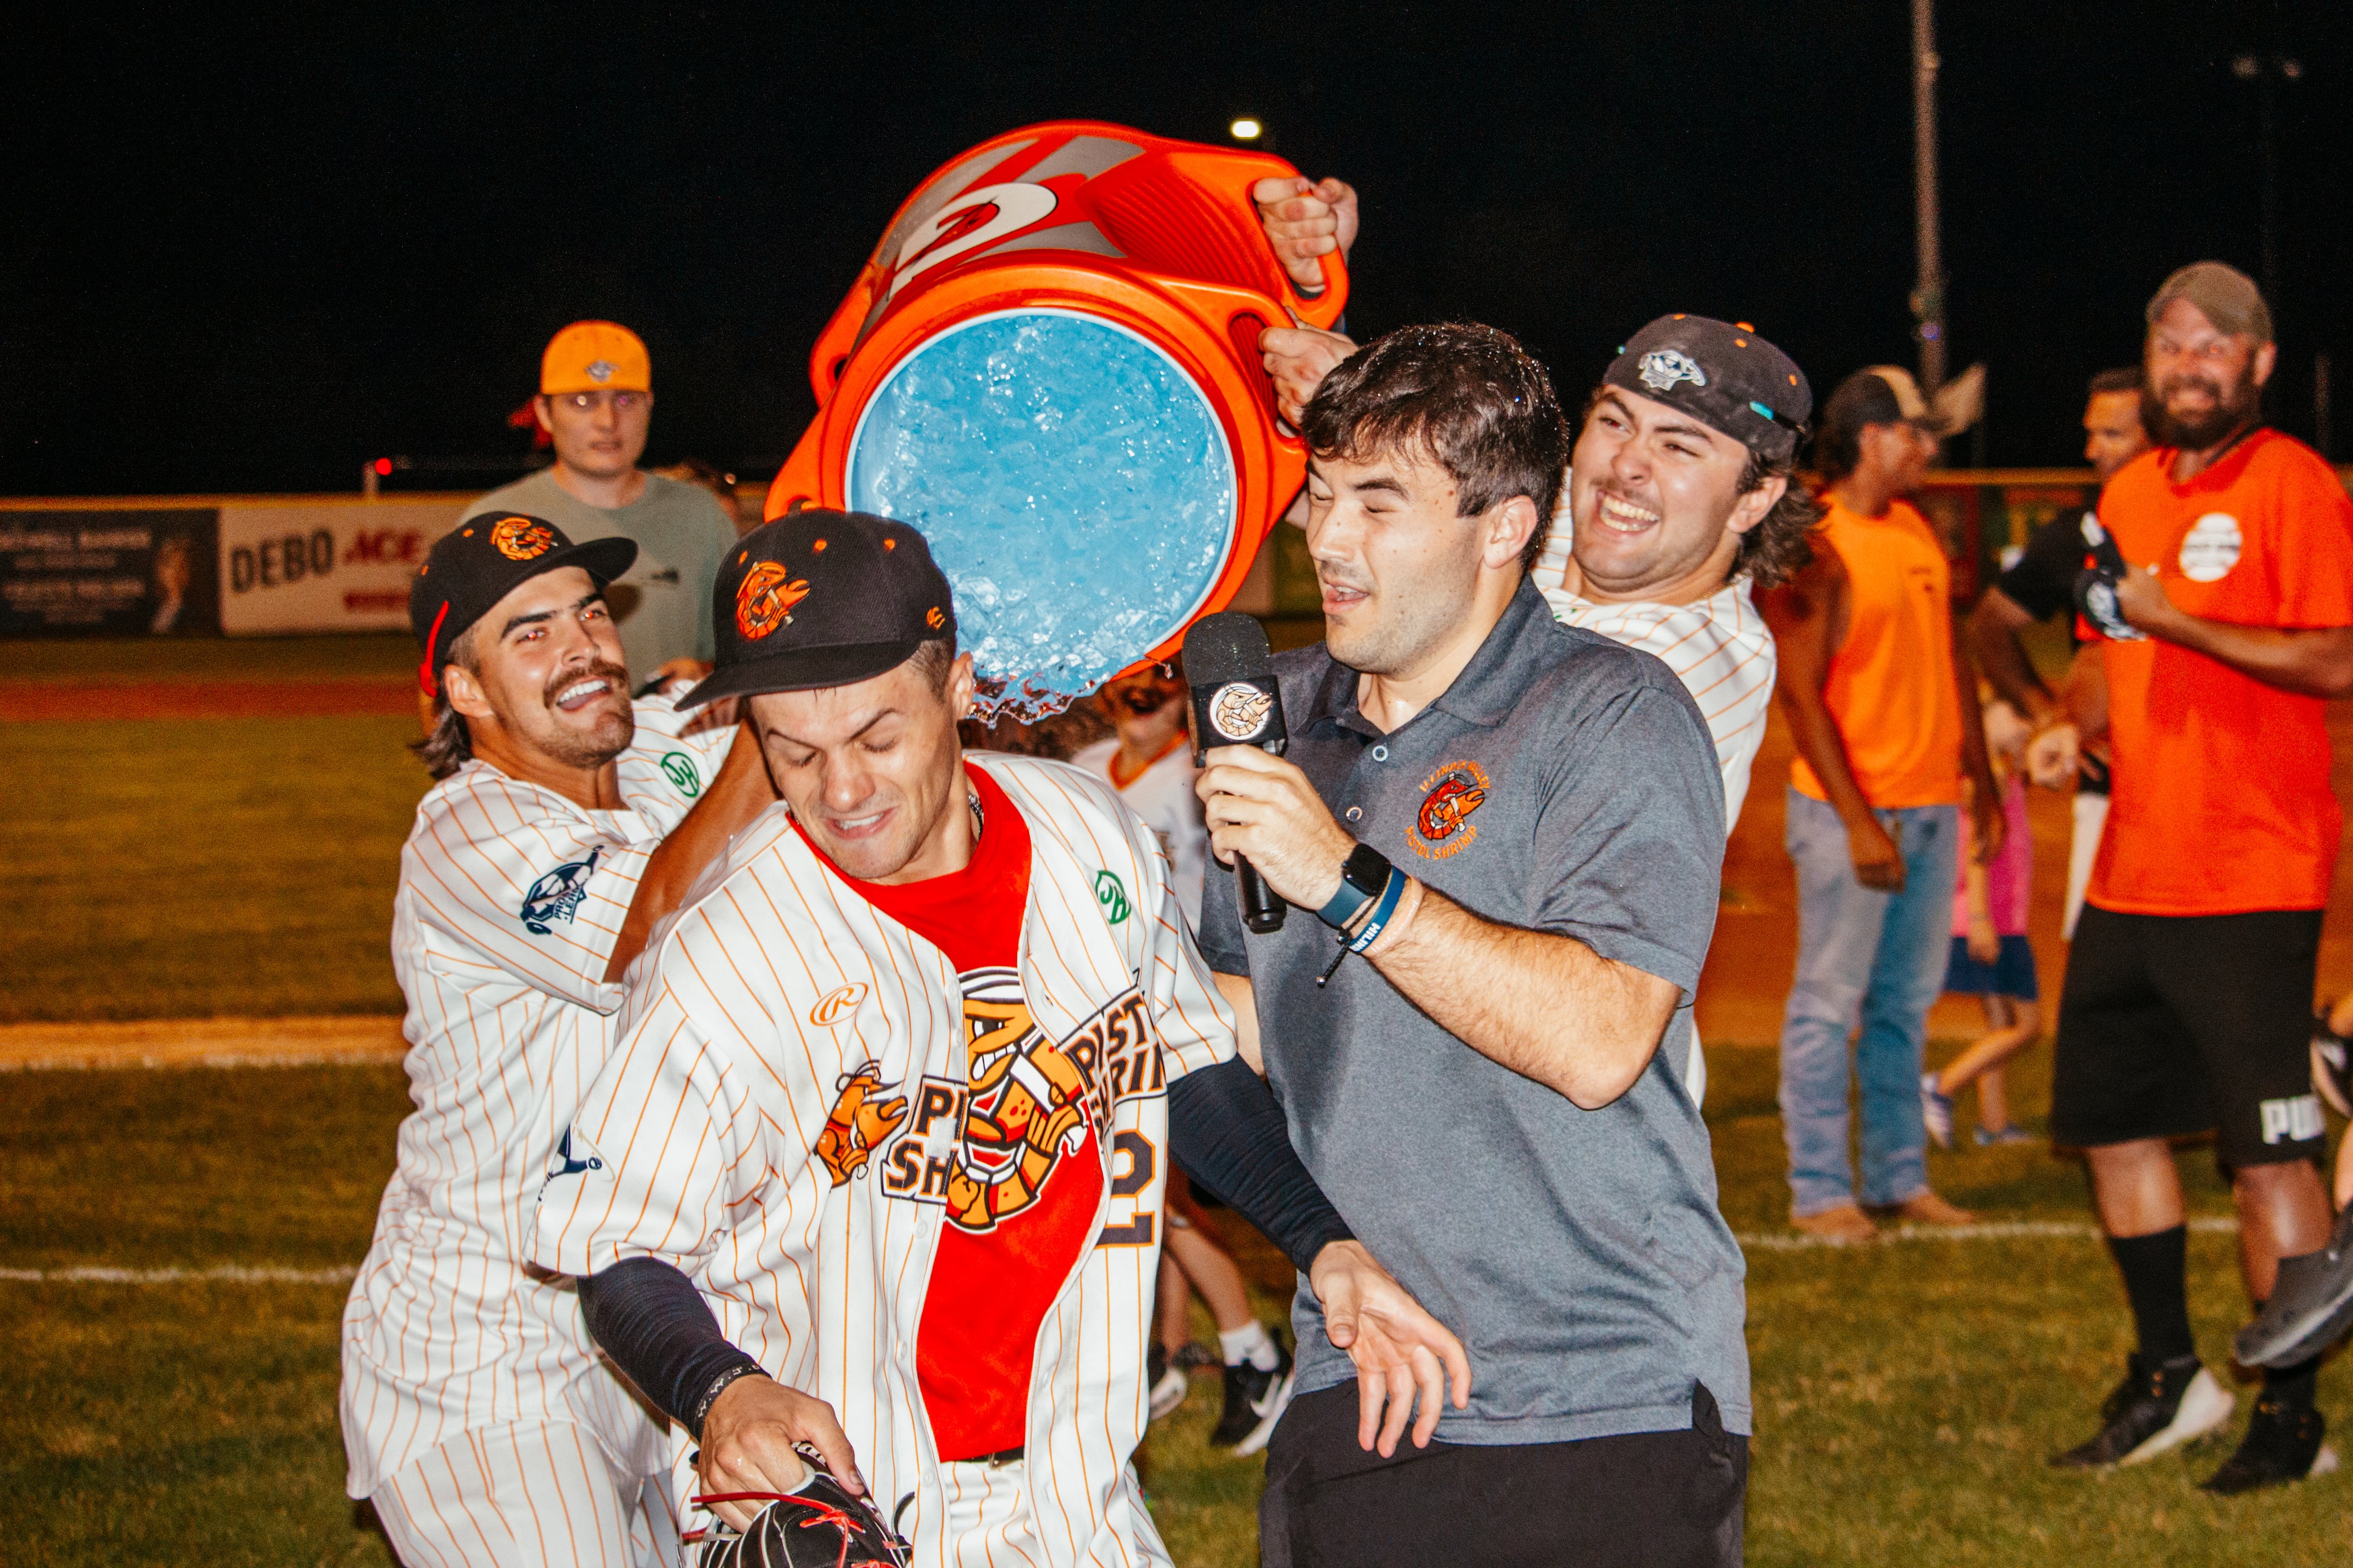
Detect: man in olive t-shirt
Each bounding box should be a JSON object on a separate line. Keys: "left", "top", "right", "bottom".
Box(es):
{"left": 463, "top": 321, "right": 737, "bottom": 683}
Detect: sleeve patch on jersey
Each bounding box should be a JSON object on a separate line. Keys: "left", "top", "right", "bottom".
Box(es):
{"left": 545, "top": 1125, "right": 607, "bottom": 1182}
{"left": 520, "top": 845, "right": 603, "bottom": 934}
{"left": 658, "top": 752, "right": 701, "bottom": 798}
{"left": 1092, "top": 868, "right": 1131, "bottom": 925}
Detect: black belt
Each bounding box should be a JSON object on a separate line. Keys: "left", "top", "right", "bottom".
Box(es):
{"left": 960, "top": 1446, "right": 1023, "bottom": 1467}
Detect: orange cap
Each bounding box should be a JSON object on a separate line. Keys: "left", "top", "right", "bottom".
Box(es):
{"left": 541, "top": 321, "right": 651, "bottom": 394}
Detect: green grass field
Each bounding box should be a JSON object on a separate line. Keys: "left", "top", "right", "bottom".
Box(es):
{"left": 5, "top": 636, "right": 2350, "bottom": 1565}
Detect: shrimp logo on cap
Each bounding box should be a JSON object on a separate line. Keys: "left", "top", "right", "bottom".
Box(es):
{"left": 734, "top": 560, "right": 810, "bottom": 640}
{"left": 1209, "top": 681, "right": 1273, "bottom": 743}
{"left": 489, "top": 515, "right": 557, "bottom": 562}
{"left": 1411, "top": 759, "right": 1491, "bottom": 859}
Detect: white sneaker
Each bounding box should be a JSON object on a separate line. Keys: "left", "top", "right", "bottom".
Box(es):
{"left": 1148, "top": 1363, "right": 1189, "bottom": 1420}
{"left": 1921, "top": 1073, "right": 1955, "bottom": 1150}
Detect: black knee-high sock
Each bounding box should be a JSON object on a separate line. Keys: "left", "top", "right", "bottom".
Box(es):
{"left": 2108, "top": 1226, "right": 2195, "bottom": 1363}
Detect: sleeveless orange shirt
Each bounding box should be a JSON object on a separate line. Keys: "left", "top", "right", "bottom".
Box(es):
{"left": 1790, "top": 495, "right": 1966, "bottom": 809}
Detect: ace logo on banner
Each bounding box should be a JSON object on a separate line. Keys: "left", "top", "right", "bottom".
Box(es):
{"left": 219, "top": 501, "right": 465, "bottom": 634}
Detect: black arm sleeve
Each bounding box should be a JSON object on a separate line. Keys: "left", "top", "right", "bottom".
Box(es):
{"left": 1166, "top": 1056, "right": 1353, "bottom": 1274}
{"left": 1997, "top": 507, "right": 2094, "bottom": 629}
{"left": 577, "top": 1256, "right": 766, "bottom": 1439}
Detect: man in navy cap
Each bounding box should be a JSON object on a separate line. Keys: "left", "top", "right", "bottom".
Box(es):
{"left": 345, "top": 514, "right": 777, "bottom": 1565}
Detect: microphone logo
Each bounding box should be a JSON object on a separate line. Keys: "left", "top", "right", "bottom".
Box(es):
{"left": 1208, "top": 682, "right": 1274, "bottom": 742}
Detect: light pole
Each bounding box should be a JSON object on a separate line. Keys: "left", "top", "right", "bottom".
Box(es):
{"left": 1909, "top": 0, "right": 1946, "bottom": 393}
{"left": 2230, "top": 50, "right": 2301, "bottom": 320}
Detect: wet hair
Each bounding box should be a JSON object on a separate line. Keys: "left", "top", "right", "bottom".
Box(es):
{"left": 410, "top": 622, "right": 482, "bottom": 780}
{"left": 1301, "top": 322, "right": 1570, "bottom": 573}
{"left": 907, "top": 636, "right": 956, "bottom": 696}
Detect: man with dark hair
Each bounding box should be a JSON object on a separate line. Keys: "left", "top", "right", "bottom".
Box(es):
{"left": 1761, "top": 366, "right": 2002, "bottom": 1244}
{"left": 1194, "top": 323, "right": 1748, "bottom": 1566}
{"left": 2047, "top": 262, "right": 2353, "bottom": 1494}
{"left": 345, "top": 514, "right": 777, "bottom": 1565}
{"left": 532, "top": 511, "right": 1464, "bottom": 1564}
{"left": 1966, "top": 366, "right": 2153, "bottom": 938}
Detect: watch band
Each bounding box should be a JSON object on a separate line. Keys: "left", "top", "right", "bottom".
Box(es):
{"left": 1316, "top": 843, "right": 1392, "bottom": 930}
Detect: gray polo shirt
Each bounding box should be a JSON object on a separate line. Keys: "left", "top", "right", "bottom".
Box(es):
{"left": 1198, "top": 577, "right": 1748, "bottom": 1444}
{"left": 463, "top": 469, "right": 736, "bottom": 677}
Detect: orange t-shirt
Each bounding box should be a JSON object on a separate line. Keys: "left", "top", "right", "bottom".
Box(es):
{"left": 805, "top": 765, "right": 1104, "bottom": 1461}
{"left": 1791, "top": 496, "right": 1966, "bottom": 809}
{"left": 2086, "top": 430, "right": 2353, "bottom": 916}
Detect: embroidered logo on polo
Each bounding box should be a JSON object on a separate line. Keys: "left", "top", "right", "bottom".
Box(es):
{"left": 489, "top": 515, "right": 557, "bottom": 562}
{"left": 658, "top": 752, "right": 699, "bottom": 797}
{"left": 1637, "top": 349, "right": 1707, "bottom": 393}
{"left": 1411, "top": 759, "right": 1491, "bottom": 859}
{"left": 520, "top": 845, "right": 602, "bottom": 934}
{"left": 2178, "top": 512, "right": 2243, "bottom": 583}
{"left": 1208, "top": 681, "right": 1273, "bottom": 742}
{"left": 734, "top": 560, "right": 811, "bottom": 639}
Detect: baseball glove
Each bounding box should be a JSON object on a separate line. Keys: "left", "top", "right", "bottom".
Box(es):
{"left": 2072, "top": 515, "right": 2147, "bottom": 643}
{"left": 697, "top": 1445, "right": 911, "bottom": 1568}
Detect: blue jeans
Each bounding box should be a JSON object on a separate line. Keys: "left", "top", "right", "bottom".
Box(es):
{"left": 1777, "top": 788, "right": 1961, "bottom": 1216}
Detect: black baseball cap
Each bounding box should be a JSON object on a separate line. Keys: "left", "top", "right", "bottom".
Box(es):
{"left": 681, "top": 509, "right": 956, "bottom": 709}
{"left": 1602, "top": 314, "right": 1813, "bottom": 464}
{"left": 409, "top": 514, "right": 636, "bottom": 696}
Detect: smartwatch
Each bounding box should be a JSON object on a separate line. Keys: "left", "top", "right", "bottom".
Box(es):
{"left": 1317, "top": 843, "right": 1394, "bottom": 930}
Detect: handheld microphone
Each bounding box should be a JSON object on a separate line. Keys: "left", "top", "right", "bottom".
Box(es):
{"left": 1183, "top": 611, "right": 1290, "bottom": 934}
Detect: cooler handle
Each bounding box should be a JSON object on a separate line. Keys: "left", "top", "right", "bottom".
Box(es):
{"left": 1289, "top": 245, "right": 1349, "bottom": 332}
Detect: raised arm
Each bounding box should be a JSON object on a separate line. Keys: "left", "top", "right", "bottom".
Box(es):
{"left": 1759, "top": 545, "right": 1907, "bottom": 891}
{"left": 603, "top": 723, "right": 777, "bottom": 981}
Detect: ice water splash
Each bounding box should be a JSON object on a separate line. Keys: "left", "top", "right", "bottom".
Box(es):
{"left": 847, "top": 310, "right": 1236, "bottom": 722}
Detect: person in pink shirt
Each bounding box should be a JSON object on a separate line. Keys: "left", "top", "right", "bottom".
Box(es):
{"left": 1923, "top": 700, "right": 2041, "bottom": 1146}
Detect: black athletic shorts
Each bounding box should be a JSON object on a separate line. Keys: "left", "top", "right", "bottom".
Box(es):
{"left": 1259, "top": 1380, "right": 1746, "bottom": 1568}
{"left": 2051, "top": 906, "right": 2327, "bottom": 1167}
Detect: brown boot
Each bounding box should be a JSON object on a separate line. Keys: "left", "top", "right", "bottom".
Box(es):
{"left": 1790, "top": 1203, "right": 1879, "bottom": 1243}
{"left": 1892, "top": 1190, "right": 1977, "bottom": 1227}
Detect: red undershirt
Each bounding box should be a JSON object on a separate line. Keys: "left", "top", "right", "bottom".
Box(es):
{"left": 797, "top": 764, "right": 1103, "bottom": 1461}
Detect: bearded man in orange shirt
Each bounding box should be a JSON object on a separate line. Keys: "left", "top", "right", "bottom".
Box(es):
{"left": 2047, "top": 263, "right": 2353, "bottom": 1494}
{"left": 1761, "top": 367, "right": 2003, "bottom": 1244}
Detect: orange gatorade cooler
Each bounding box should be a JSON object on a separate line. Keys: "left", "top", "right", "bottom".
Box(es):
{"left": 766, "top": 120, "right": 1349, "bottom": 717}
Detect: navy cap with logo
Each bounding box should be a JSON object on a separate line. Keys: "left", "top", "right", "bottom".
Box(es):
{"left": 1602, "top": 314, "right": 1813, "bottom": 464}
{"left": 409, "top": 514, "right": 637, "bottom": 696}
{"left": 681, "top": 509, "right": 956, "bottom": 709}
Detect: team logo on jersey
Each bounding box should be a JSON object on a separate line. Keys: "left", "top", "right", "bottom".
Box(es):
{"left": 1208, "top": 681, "right": 1273, "bottom": 742}
{"left": 520, "top": 844, "right": 601, "bottom": 934}
{"left": 2178, "top": 511, "right": 2243, "bottom": 583}
{"left": 735, "top": 561, "right": 810, "bottom": 639}
{"left": 817, "top": 1062, "right": 911, "bottom": 1184}
{"left": 935, "top": 968, "right": 1094, "bottom": 1232}
{"left": 1411, "top": 759, "right": 1490, "bottom": 859}
{"left": 1637, "top": 348, "right": 1707, "bottom": 393}
{"left": 809, "top": 982, "right": 869, "bottom": 1027}
{"left": 658, "top": 752, "right": 700, "bottom": 798}
{"left": 546, "top": 1126, "right": 606, "bottom": 1180}
{"left": 1093, "top": 869, "right": 1131, "bottom": 925}
{"left": 490, "top": 515, "right": 557, "bottom": 562}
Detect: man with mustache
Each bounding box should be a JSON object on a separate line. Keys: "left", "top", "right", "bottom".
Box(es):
{"left": 342, "top": 514, "right": 778, "bottom": 1564}
{"left": 2047, "top": 263, "right": 2353, "bottom": 1494}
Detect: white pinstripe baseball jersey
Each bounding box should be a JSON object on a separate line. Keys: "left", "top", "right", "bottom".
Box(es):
{"left": 531, "top": 752, "right": 1237, "bottom": 1567}
{"left": 1534, "top": 534, "right": 1778, "bottom": 831}
{"left": 341, "top": 697, "right": 735, "bottom": 1501}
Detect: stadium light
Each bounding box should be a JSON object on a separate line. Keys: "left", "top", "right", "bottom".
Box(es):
{"left": 1229, "top": 117, "right": 1263, "bottom": 142}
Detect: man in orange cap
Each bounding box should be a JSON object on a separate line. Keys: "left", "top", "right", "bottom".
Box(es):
{"left": 464, "top": 321, "right": 739, "bottom": 687}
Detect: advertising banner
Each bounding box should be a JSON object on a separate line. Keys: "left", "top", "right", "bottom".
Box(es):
{"left": 0, "top": 509, "right": 222, "bottom": 637}
{"left": 217, "top": 499, "right": 465, "bottom": 634}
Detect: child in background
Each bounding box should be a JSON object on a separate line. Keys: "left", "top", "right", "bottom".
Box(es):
{"left": 1924, "top": 699, "right": 2041, "bottom": 1147}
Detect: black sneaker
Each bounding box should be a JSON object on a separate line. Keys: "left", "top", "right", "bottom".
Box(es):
{"left": 2313, "top": 1005, "right": 2353, "bottom": 1118}
{"left": 2235, "top": 1203, "right": 2353, "bottom": 1368}
{"left": 1209, "top": 1328, "right": 1296, "bottom": 1455}
{"left": 2049, "top": 1354, "right": 2234, "bottom": 1468}
{"left": 2197, "top": 1397, "right": 2339, "bottom": 1495}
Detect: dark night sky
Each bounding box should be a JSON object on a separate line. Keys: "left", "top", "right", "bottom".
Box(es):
{"left": 4, "top": 2, "right": 2345, "bottom": 496}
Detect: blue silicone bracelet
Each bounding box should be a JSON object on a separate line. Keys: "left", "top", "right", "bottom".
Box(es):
{"left": 1345, "top": 867, "right": 1408, "bottom": 954}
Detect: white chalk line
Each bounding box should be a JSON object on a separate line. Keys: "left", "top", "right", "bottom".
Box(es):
{"left": 1738, "top": 1215, "right": 2241, "bottom": 1252}
{"left": 0, "top": 1219, "right": 2245, "bottom": 1282}
{"left": 0, "top": 1265, "right": 358, "bottom": 1284}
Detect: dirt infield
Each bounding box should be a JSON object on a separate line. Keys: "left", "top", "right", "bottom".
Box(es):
{"left": 0, "top": 1016, "right": 407, "bottom": 1071}
{"left": 0, "top": 680, "right": 417, "bottom": 722}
